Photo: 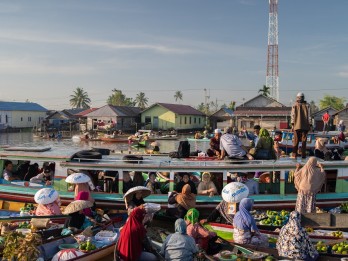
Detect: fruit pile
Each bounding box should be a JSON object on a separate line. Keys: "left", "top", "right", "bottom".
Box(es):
{"left": 315, "top": 241, "right": 329, "bottom": 253}
{"left": 332, "top": 241, "right": 348, "bottom": 255}
{"left": 260, "top": 210, "right": 289, "bottom": 226}
{"left": 332, "top": 231, "right": 344, "bottom": 238}
{"left": 305, "top": 227, "right": 314, "bottom": 233}
{"left": 79, "top": 240, "right": 96, "bottom": 251}
{"left": 340, "top": 202, "right": 348, "bottom": 213}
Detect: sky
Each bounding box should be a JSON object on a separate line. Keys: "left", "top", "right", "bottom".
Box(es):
{"left": 0, "top": 0, "right": 348, "bottom": 110}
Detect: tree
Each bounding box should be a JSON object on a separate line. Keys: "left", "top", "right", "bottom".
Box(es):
{"left": 258, "top": 85, "right": 270, "bottom": 97}
{"left": 309, "top": 100, "right": 319, "bottom": 114}
{"left": 135, "top": 92, "right": 148, "bottom": 110}
{"left": 228, "top": 101, "right": 236, "bottom": 111}
{"left": 319, "top": 94, "right": 346, "bottom": 110}
{"left": 174, "top": 91, "right": 183, "bottom": 102}
{"left": 107, "top": 89, "right": 135, "bottom": 106}
{"left": 69, "top": 87, "right": 91, "bottom": 109}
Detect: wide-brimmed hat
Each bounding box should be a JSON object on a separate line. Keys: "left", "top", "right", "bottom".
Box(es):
{"left": 156, "top": 171, "right": 170, "bottom": 181}
{"left": 34, "top": 188, "right": 59, "bottom": 204}
{"left": 259, "top": 172, "right": 271, "bottom": 183}
{"left": 65, "top": 173, "right": 91, "bottom": 184}
{"left": 123, "top": 186, "right": 151, "bottom": 202}
{"left": 63, "top": 200, "right": 93, "bottom": 215}
{"left": 221, "top": 182, "right": 249, "bottom": 203}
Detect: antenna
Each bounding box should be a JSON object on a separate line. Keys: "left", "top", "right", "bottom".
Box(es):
{"left": 266, "top": 0, "right": 279, "bottom": 101}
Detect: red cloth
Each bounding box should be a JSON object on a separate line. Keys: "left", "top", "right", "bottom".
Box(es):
{"left": 117, "top": 208, "right": 146, "bottom": 261}
{"left": 75, "top": 191, "right": 92, "bottom": 216}
{"left": 322, "top": 113, "right": 330, "bottom": 122}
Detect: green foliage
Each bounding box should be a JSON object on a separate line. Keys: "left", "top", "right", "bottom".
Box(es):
{"left": 174, "top": 91, "right": 183, "bottom": 102}
{"left": 258, "top": 85, "right": 270, "bottom": 97}
{"left": 309, "top": 100, "right": 319, "bottom": 113}
{"left": 319, "top": 94, "right": 346, "bottom": 110}
{"left": 228, "top": 101, "right": 236, "bottom": 111}
{"left": 69, "top": 87, "right": 91, "bottom": 109}
{"left": 134, "top": 92, "right": 148, "bottom": 109}
{"left": 107, "top": 89, "right": 135, "bottom": 106}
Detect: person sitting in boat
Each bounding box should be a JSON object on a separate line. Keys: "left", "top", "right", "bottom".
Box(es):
{"left": 74, "top": 180, "right": 95, "bottom": 210}
{"left": 294, "top": 157, "right": 326, "bottom": 214}
{"left": 145, "top": 172, "right": 161, "bottom": 194}
{"left": 30, "top": 165, "right": 53, "bottom": 185}
{"left": 249, "top": 128, "right": 276, "bottom": 160}
{"left": 34, "top": 188, "right": 62, "bottom": 216}
{"left": 237, "top": 173, "right": 259, "bottom": 195}
{"left": 160, "top": 218, "right": 198, "bottom": 261}
{"left": 276, "top": 211, "right": 318, "bottom": 261}
{"left": 128, "top": 191, "right": 146, "bottom": 211}
{"left": 314, "top": 137, "right": 331, "bottom": 160}
{"left": 206, "top": 129, "right": 222, "bottom": 157}
{"left": 63, "top": 200, "right": 95, "bottom": 231}
{"left": 197, "top": 172, "right": 217, "bottom": 196}
{"left": 243, "top": 125, "right": 260, "bottom": 147}
{"left": 219, "top": 127, "right": 253, "bottom": 160}
{"left": 259, "top": 172, "right": 271, "bottom": 184}
{"left": 2, "top": 160, "right": 20, "bottom": 181}
{"left": 132, "top": 171, "right": 145, "bottom": 187}
{"left": 194, "top": 131, "right": 202, "bottom": 139}
{"left": 233, "top": 198, "right": 268, "bottom": 247}
{"left": 16, "top": 161, "right": 30, "bottom": 180}
{"left": 175, "top": 172, "right": 197, "bottom": 194}
{"left": 117, "top": 207, "right": 157, "bottom": 261}
{"left": 24, "top": 164, "right": 40, "bottom": 181}
{"left": 201, "top": 198, "right": 234, "bottom": 225}
{"left": 185, "top": 208, "right": 218, "bottom": 254}
{"left": 146, "top": 141, "right": 160, "bottom": 154}
{"left": 75, "top": 191, "right": 93, "bottom": 217}
{"left": 123, "top": 171, "right": 134, "bottom": 193}
{"left": 167, "top": 184, "right": 196, "bottom": 219}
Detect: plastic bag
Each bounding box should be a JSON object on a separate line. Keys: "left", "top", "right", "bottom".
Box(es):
{"left": 143, "top": 203, "right": 161, "bottom": 213}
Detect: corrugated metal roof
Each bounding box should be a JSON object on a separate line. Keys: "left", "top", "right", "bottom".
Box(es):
{"left": 0, "top": 101, "right": 47, "bottom": 112}
{"left": 234, "top": 110, "right": 290, "bottom": 116}
{"left": 156, "top": 103, "right": 205, "bottom": 115}
{"left": 85, "top": 105, "right": 141, "bottom": 117}
{"left": 75, "top": 108, "right": 99, "bottom": 116}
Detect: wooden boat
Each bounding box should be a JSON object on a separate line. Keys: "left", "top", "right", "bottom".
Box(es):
{"left": 155, "top": 135, "right": 178, "bottom": 140}
{"left": 100, "top": 137, "right": 129, "bottom": 143}
{"left": 2, "top": 147, "right": 348, "bottom": 211}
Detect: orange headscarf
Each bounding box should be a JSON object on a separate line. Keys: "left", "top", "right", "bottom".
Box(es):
{"left": 176, "top": 184, "right": 196, "bottom": 210}
{"left": 294, "top": 157, "right": 326, "bottom": 193}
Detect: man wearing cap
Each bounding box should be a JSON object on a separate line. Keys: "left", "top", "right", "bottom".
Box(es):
{"left": 206, "top": 129, "right": 222, "bottom": 157}
{"left": 291, "top": 92, "right": 311, "bottom": 159}
{"left": 243, "top": 125, "right": 261, "bottom": 147}
{"left": 219, "top": 127, "right": 253, "bottom": 160}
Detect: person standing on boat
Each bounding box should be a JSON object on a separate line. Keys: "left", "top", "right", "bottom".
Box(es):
{"left": 219, "top": 127, "right": 253, "bottom": 160}
{"left": 294, "top": 157, "right": 326, "bottom": 213}
{"left": 291, "top": 92, "right": 311, "bottom": 159}
{"left": 322, "top": 110, "right": 330, "bottom": 134}
{"left": 276, "top": 211, "right": 318, "bottom": 261}
{"left": 233, "top": 198, "right": 268, "bottom": 247}
{"left": 243, "top": 125, "right": 261, "bottom": 147}
{"left": 160, "top": 218, "right": 198, "bottom": 261}
{"left": 206, "top": 129, "right": 222, "bottom": 157}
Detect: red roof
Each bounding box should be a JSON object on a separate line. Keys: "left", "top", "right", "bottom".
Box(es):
{"left": 75, "top": 108, "right": 98, "bottom": 116}
{"left": 155, "top": 103, "right": 205, "bottom": 116}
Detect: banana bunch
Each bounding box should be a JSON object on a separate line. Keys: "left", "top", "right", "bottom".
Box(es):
{"left": 17, "top": 233, "right": 42, "bottom": 261}
{"left": 305, "top": 227, "right": 314, "bottom": 233}
{"left": 332, "top": 231, "right": 344, "bottom": 238}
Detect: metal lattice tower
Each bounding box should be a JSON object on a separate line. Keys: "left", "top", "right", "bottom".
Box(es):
{"left": 266, "top": 0, "right": 279, "bottom": 101}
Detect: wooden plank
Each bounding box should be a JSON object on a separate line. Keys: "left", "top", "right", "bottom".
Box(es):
{"left": 332, "top": 213, "right": 348, "bottom": 228}
{"left": 301, "top": 213, "right": 331, "bottom": 227}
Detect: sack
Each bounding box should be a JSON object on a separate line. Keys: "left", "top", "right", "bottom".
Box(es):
{"left": 30, "top": 218, "right": 50, "bottom": 229}
{"left": 255, "top": 149, "right": 273, "bottom": 160}
{"left": 177, "top": 141, "right": 190, "bottom": 158}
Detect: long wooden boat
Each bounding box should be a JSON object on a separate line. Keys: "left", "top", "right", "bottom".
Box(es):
{"left": 100, "top": 137, "right": 129, "bottom": 143}
{"left": 1, "top": 147, "right": 348, "bottom": 212}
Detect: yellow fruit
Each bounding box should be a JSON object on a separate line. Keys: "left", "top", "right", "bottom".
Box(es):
{"left": 343, "top": 251, "right": 348, "bottom": 255}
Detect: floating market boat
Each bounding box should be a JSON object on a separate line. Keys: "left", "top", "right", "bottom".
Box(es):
{"left": 1, "top": 146, "right": 348, "bottom": 211}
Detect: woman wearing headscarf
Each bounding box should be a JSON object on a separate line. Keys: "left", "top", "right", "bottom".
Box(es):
{"left": 314, "top": 138, "right": 330, "bottom": 160}
{"left": 75, "top": 191, "right": 93, "bottom": 217}
{"left": 338, "top": 120, "right": 346, "bottom": 132}
{"left": 294, "top": 157, "right": 326, "bottom": 213}
{"left": 145, "top": 173, "right": 161, "bottom": 194}
{"left": 233, "top": 198, "right": 268, "bottom": 247}
{"left": 123, "top": 172, "right": 134, "bottom": 194}
{"left": 167, "top": 184, "right": 196, "bottom": 218}
{"left": 251, "top": 128, "right": 276, "bottom": 160}
{"left": 117, "top": 207, "right": 157, "bottom": 261}
{"left": 74, "top": 182, "right": 95, "bottom": 204}
{"left": 202, "top": 199, "right": 234, "bottom": 225}
{"left": 185, "top": 208, "right": 217, "bottom": 253}
{"left": 175, "top": 173, "right": 197, "bottom": 194}
{"left": 35, "top": 189, "right": 62, "bottom": 216}
{"left": 160, "top": 218, "right": 198, "bottom": 261}
{"left": 64, "top": 200, "right": 94, "bottom": 230}
{"left": 276, "top": 211, "right": 318, "bottom": 261}
{"left": 197, "top": 172, "right": 217, "bottom": 196}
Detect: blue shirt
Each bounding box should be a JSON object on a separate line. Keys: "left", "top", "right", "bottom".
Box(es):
{"left": 245, "top": 131, "right": 259, "bottom": 147}
{"left": 160, "top": 233, "right": 198, "bottom": 261}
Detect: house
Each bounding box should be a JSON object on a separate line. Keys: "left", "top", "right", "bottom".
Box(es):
{"left": 233, "top": 94, "right": 291, "bottom": 130}
{"left": 0, "top": 101, "right": 47, "bottom": 130}
{"left": 141, "top": 103, "right": 206, "bottom": 130}
{"left": 331, "top": 106, "right": 348, "bottom": 131}
{"left": 74, "top": 108, "right": 99, "bottom": 132}
{"left": 45, "top": 108, "right": 86, "bottom": 131}
{"left": 85, "top": 105, "right": 141, "bottom": 132}
{"left": 312, "top": 107, "right": 338, "bottom": 132}
{"left": 210, "top": 107, "right": 234, "bottom": 130}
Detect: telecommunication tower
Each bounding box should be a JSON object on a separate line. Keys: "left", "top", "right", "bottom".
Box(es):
{"left": 266, "top": 0, "right": 279, "bottom": 101}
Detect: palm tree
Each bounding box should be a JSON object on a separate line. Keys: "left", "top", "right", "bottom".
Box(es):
{"left": 258, "top": 85, "right": 270, "bottom": 97}
{"left": 174, "top": 91, "right": 183, "bottom": 102}
{"left": 69, "top": 87, "right": 91, "bottom": 108}
{"left": 135, "top": 92, "right": 148, "bottom": 110}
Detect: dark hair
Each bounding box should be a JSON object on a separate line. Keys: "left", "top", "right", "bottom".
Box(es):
{"left": 4, "top": 160, "right": 12, "bottom": 167}
{"left": 254, "top": 125, "right": 261, "bottom": 130}
{"left": 148, "top": 172, "right": 156, "bottom": 178}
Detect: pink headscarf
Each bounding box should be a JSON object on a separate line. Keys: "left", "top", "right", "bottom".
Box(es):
{"left": 35, "top": 201, "right": 62, "bottom": 216}
{"left": 74, "top": 182, "right": 95, "bottom": 203}
{"left": 76, "top": 191, "right": 93, "bottom": 216}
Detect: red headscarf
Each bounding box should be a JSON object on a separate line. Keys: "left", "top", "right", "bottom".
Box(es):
{"left": 76, "top": 191, "right": 92, "bottom": 216}
{"left": 117, "top": 207, "right": 146, "bottom": 261}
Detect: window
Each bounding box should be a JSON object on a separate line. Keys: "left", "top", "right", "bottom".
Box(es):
{"left": 28, "top": 117, "right": 32, "bottom": 122}
{"left": 21, "top": 117, "right": 23, "bottom": 121}
{"left": 189, "top": 117, "right": 192, "bottom": 124}
{"left": 145, "top": 116, "right": 151, "bottom": 124}
{"left": 184, "top": 117, "right": 187, "bottom": 124}
{"left": 194, "top": 118, "right": 196, "bottom": 124}
{"left": 180, "top": 117, "right": 182, "bottom": 125}
{"left": 199, "top": 118, "right": 201, "bottom": 124}
{"left": 6, "top": 115, "right": 8, "bottom": 123}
